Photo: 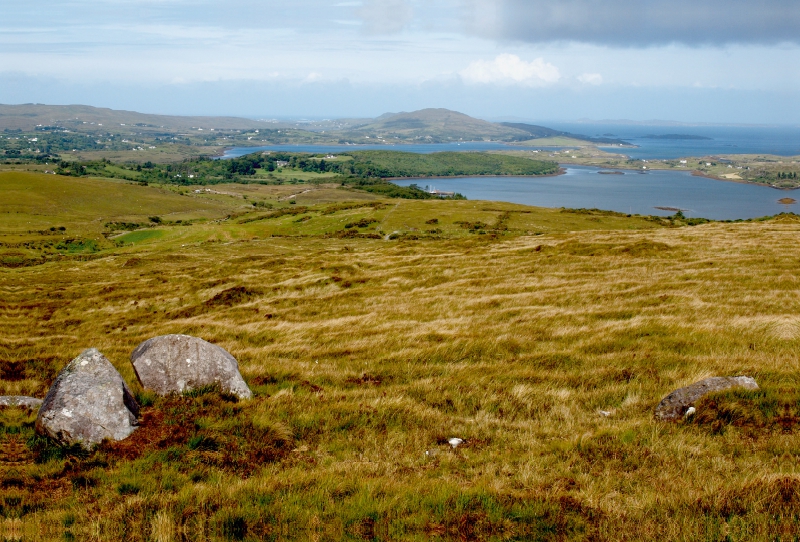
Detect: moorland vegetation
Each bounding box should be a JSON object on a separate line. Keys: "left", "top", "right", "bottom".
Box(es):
{"left": 1, "top": 169, "right": 800, "bottom": 540}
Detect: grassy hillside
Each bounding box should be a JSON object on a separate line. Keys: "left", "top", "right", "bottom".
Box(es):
{"left": 2, "top": 173, "right": 799, "bottom": 539}
{"left": 0, "top": 171, "right": 652, "bottom": 267}
{"left": 0, "top": 171, "right": 233, "bottom": 239}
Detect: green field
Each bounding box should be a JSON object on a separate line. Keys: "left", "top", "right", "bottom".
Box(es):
{"left": 0, "top": 171, "right": 233, "bottom": 240}
{"left": 2, "top": 171, "right": 800, "bottom": 540}
{"left": 115, "top": 229, "right": 165, "bottom": 245}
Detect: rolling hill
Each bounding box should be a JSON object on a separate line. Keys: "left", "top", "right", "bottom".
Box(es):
{"left": 331, "top": 109, "right": 630, "bottom": 145}
{"left": 343, "top": 108, "right": 530, "bottom": 142}
{"left": 0, "top": 104, "right": 266, "bottom": 133}
{"left": 500, "top": 122, "right": 631, "bottom": 145}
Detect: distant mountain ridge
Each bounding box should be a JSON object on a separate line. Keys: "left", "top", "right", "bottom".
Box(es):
{"left": 0, "top": 103, "right": 631, "bottom": 146}
{"left": 0, "top": 104, "right": 265, "bottom": 132}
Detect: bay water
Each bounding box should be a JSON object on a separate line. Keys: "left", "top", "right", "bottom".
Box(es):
{"left": 393, "top": 166, "right": 796, "bottom": 221}
{"left": 220, "top": 124, "right": 800, "bottom": 220}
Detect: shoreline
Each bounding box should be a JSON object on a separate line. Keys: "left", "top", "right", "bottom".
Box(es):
{"left": 558, "top": 161, "right": 798, "bottom": 191}
{"left": 383, "top": 168, "right": 566, "bottom": 181}
{"left": 689, "top": 170, "right": 796, "bottom": 191}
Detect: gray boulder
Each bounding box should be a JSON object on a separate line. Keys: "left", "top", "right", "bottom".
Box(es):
{"left": 654, "top": 376, "right": 759, "bottom": 421}
{"left": 130, "top": 334, "right": 252, "bottom": 400}
{"left": 36, "top": 349, "right": 139, "bottom": 448}
{"left": 0, "top": 396, "right": 43, "bottom": 409}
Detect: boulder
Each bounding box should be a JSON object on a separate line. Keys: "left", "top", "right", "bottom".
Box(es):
{"left": 654, "top": 376, "right": 759, "bottom": 421}
{"left": 130, "top": 334, "right": 252, "bottom": 400}
{"left": 36, "top": 349, "right": 139, "bottom": 448}
{"left": 0, "top": 396, "right": 43, "bottom": 409}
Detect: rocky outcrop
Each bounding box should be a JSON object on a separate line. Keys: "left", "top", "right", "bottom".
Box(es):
{"left": 0, "top": 396, "right": 43, "bottom": 409}
{"left": 130, "top": 334, "right": 252, "bottom": 400}
{"left": 35, "top": 349, "right": 139, "bottom": 448}
{"left": 654, "top": 376, "right": 759, "bottom": 421}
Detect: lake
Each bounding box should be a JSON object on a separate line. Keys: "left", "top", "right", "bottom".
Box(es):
{"left": 392, "top": 166, "right": 796, "bottom": 221}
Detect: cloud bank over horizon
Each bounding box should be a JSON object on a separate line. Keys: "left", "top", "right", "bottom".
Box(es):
{"left": 1, "top": 0, "right": 798, "bottom": 123}
{"left": 465, "top": 0, "right": 800, "bottom": 47}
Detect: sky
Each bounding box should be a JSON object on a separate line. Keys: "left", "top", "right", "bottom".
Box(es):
{"left": 1, "top": 0, "right": 799, "bottom": 123}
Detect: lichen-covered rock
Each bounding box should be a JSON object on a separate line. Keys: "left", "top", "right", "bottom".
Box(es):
{"left": 0, "top": 396, "right": 43, "bottom": 409}
{"left": 36, "top": 349, "right": 139, "bottom": 448}
{"left": 130, "top": 334, "right": 252, "bottom": 400}
{"left": 654, "top": 376, "right": 759, "bottom": 421}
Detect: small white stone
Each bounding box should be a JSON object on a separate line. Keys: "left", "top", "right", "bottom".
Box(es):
{"left": 684, "top": 406, "right": 696, "bottom": 418}
{"left": 80, "top": 360, "right": 88, "bottom": 366}
{"left": 448, "top": 438, "right": 464, "bottom": 449}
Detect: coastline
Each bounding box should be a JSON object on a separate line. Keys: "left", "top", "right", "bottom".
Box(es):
{"left": 690, "top": 170, "right": 796, "bottom": 191}
{"left": 558, "top": 161, "right": 797, "bottom": 191}
{"left": 383, "top": 168, "right": 566, "bottom": 181}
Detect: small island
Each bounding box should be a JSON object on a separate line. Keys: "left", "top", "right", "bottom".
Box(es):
{"left": 778, "top": 197, "right": 797, "bottom": 204}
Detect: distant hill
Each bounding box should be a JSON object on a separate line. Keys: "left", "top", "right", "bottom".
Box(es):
{"left": 500, "top": 122, "right": 630, "bottom": 145}
{"left": 339, "top": 108, "right": 532, "bottom": 143}
{"left": 498, "top": 122, "right": 565, "bottom": 139}
{"left": 337, "top": 109, "right": 630, "bottom": 145}
{"left": 0, "top": 104, "right": 265, "bottom": 132}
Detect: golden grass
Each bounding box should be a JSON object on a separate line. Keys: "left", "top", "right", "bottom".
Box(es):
{"left": 2, "top": 173, "right": 800, "bottom": 539}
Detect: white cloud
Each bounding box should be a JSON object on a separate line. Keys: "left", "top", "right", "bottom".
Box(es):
{"left": 460, "top": 54, "right": 560, "bottom": 86}
{"left": 578, "top": 73, "right": 602, "bottom": 85}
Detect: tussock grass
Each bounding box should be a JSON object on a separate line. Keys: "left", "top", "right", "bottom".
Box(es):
{"left": 2, "top": 175, "right": 800, "bottom": 538}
